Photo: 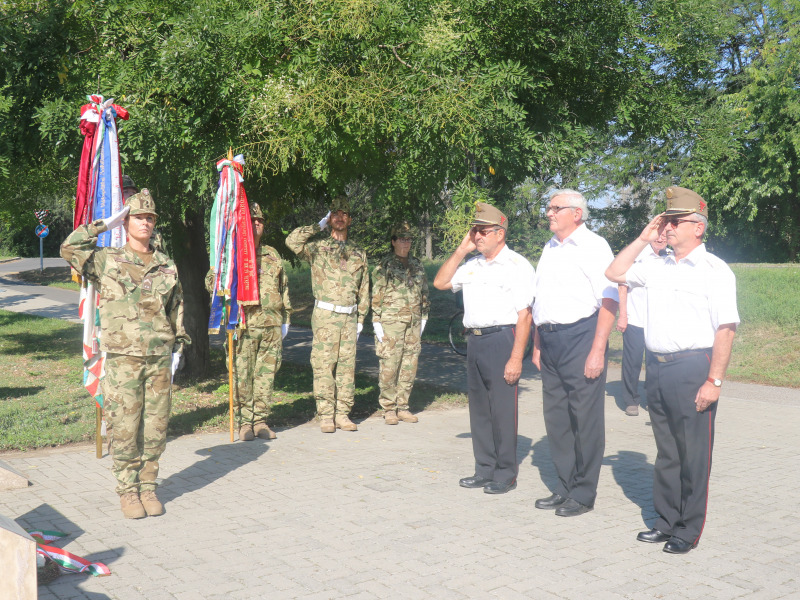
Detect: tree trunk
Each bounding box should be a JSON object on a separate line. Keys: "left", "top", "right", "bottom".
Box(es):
{"left": 423, "top": 211, "right": 433, "bottom": 259}
{"left": 171, "top": 205, "right": 210, "bottom": 378}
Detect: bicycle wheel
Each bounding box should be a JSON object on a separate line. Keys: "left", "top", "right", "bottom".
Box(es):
{"left": 448, "top": 310, "right": 468, "bottom": 356}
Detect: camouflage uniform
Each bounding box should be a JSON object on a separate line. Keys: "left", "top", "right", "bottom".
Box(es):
{"left": 372, "top": 242, "right": 430, "bottom": 413}
{"left": 61, "top": 190, "right": 189, "bottom": 496}
{"left": 205, "top": 243, "right": 291, "bottom": 426}
{"left": 285, "top": 202, "right": 369, "bottom": 418}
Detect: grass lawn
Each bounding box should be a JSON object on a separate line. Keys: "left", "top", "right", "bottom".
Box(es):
{"left": 0, "top": 309, "right": 466, "bottom": 451}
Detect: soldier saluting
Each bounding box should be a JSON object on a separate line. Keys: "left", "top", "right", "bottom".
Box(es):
{"left": 61, "top": 189, "right": 189, "bottom": 519}
{"left": 286, "top": 196, "right": 369, "bottom": 433}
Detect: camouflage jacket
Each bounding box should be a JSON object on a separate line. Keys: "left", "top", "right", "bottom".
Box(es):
{"left": 61, "top": 221, "right": 190, "bottom": 357}
{"left": 371, "top": 253, "right": 430, "bottom": 324}
{"left": 286, "top": 224, "right": 369, "bottom": 324}
{"left": 205, "top": 245, "right": 292, "bottom": 328}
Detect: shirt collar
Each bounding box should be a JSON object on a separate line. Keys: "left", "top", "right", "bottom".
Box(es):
{"left": 667, "top": 243, "right": 706, "bottom": 265}
{"left": 549, "top": 222, "right": 589, "bottom": 247}
{"left": 477, "top": 243, "right": 511, "bottom": 265}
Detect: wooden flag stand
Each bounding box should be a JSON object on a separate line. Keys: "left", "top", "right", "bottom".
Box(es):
{"left": 96, "top": 406, "right": 103, "bottom": 459}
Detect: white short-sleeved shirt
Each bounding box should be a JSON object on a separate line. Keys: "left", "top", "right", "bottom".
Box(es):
{"left": 626, "top": 245, "right": 669, "bottom": 328}
{"left": 626, "top": 243, "right": 740, "bottom": 353}
{"left": 451, "top": 245, "right": 536, "bottom": 328}
{"left": 532, "top": 224, "right": 619, "bottom": 326}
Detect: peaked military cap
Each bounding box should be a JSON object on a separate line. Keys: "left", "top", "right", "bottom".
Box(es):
{"left": 391, "top": 221, "right": 413, "bottom": 238}
{"left": 664, "top": 186, "right": 708, "bottom": 218}
{"left": 125, "top": 189, "right": 158, "bottom": 217}
{"left": 250, "top": 202, "right": 265, "bottom": 221}
{"left": 471, "top": 202, "right": 508, "bottom": 229}
{"left": 329, "top": 195, "right": 350, "bottom": 214}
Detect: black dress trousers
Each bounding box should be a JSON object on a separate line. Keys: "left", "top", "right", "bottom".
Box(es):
{"left": 466, "top": 327, "right": 519, "bottom": 485}
{"left": 539, "top": 313, "right": 606, "bottom": 507}
{"left": 622, "top": 324, "right": 646, "bottom": 408}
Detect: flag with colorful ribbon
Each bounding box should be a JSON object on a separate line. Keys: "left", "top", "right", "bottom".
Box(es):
{"left": 208, "top": 154, "right": 259, "bottom": 333}
{"left": 72, "top": 93, "right": 129, "bottom": 409}
{"left": 29, "top": 530, "right": 111, "bottom": 577}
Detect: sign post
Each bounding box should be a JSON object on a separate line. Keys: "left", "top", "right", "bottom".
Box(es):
{"left": 35, "top": 224, "right": 49, "bottom": 273}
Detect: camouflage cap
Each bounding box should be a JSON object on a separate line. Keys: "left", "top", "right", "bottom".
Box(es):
{"left": 250, "top": 202, "right": 265, "bottom": 222}
{"left": 121, "top": 174, "right": 137, "bottom": 191}
{"left": 329, "top": 195, "right": 350, "bottom": 214}
{"left": 125, "top": 188, "right": 158, "bottom": 217}
{"left": 391, "top": 221, "right": 413, "bottom": 239}
{"left": 664, "top": 186, "right": 708, "bottom": 218}
{"left": 471, "top": 202, "right": 508, "bottom": 229}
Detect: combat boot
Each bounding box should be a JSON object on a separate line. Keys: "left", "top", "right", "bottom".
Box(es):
{"left": 254, "top": 421, "right": 277, "bottom": 440}
{"left": 239, "top": 423, "right": 255, "bottom": 441}
{"left": 335, "top": 414, "right": 358, "bottom": 431}
{"left": 397, "top": 409, "right": 419, "bottom": 423}
{"left": 320, "top": 416, "right": 336, "bottom": 433}
{"left": 384, "top": 410, "right": 399, "bottom": 425}
{"left": 140, "top": 490, "right": 164, "bottom": 516}
{"left": 120, "top": 492, "right": 146, "bottom": 519}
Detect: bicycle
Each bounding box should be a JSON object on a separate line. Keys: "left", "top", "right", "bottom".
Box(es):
{"left": 448, "top": 309, "right": 534, "bottom": 359}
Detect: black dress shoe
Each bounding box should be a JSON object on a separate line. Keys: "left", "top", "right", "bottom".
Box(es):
{"left": 637, "top": 528, "right": 671, "bottom": 543}
{"left": 554, "top": 498, "right": 593, "bottom": 517}
{"left": 459, "top": 475, "right": 492, "bottom": 489}
{"left": 483, "top": 480, "right": 516, "bottom": 495}
{"left": 663, "top": 537, "right": 697, "bottom": 554}
{"left": 535, "top": 493, "right": 567, "bottom": 509}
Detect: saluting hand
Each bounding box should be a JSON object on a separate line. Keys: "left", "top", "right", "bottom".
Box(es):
{"left": 638, "top": 213, "right": 666, "bottom": 244}
{"left": 458, "top": 230, "right": 477, "bottom": 255}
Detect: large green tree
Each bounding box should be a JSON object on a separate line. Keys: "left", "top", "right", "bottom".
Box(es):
{"left": 1, "top": 0, "right": 731, "bottom": 373}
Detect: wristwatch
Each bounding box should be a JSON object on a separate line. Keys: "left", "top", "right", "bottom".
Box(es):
{"left": 707, "top": 377, "right": 722, "bottom": 387}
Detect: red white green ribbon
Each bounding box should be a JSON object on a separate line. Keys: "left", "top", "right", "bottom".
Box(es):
{"left": 28, "top": 530, "right": 111, "bottom": 577}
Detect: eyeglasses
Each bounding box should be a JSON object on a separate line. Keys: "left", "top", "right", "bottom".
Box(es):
{"left": 664, "top": 217, "right": 697, "bottom": 227}
{"left": 472, "top": 227, "right": 501, "bottom": 236}
{"left": 546, "top": 205, "right": 574, "bottom": 214}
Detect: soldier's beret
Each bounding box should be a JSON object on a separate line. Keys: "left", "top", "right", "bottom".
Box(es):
{"left": 121, "top": 174, "right": 137, "bottom": 190}
{"left": 664, "top": 186, "right": 708, "bottom": 218}
{"left": 125, "top": 189, "right": 158, "bottom": 217}
{"left": 471, "top": 202, "right": 508, "bottom": 229}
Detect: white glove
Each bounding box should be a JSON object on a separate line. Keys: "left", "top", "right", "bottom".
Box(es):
{"left": 356, "top": 322, "right": 363, "bottom": 342}
{"left": 373, "top": 322, "right": 384, "bottom": 343}
{"left": 420, "top": 319, "right": 427, "bottom": 335}
{"left": 281, "top": 324, "right": 289, "bottom": 339}
{"left": 170, "top": 352, "right": 182, "bottom": 383}
{"left": 102, "top": 205, "right": 130, "bottom": 230}
{"left": 318, "top": 211, "right": 331, "bottom": 230}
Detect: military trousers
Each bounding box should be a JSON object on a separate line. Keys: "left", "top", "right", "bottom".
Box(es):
{"left": 376, "top": 320, "right": 422, "bottom": 412}
{"left": 310, "top": 307, "right": 357, "bottom": 417}
{"left": 646, "top": 349, "right": 716, "bottom": 545}
{"left": 104, "top": 353, "right": 171, "bottom": 495}
{"left": 235, "top": 325, "right": 282, "bottom": 425}
{"left": 622, "top": 324, "right": 646, "bottom": 409}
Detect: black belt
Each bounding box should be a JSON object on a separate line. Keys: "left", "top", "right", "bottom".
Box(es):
{"left": 537, "top": 312, "right": 597, "bottom": 333}
{"left": 467, "top": 325, "right": 514, "bottom": 336}
{"left": 651, "top": 348, "right": 711, "bottom": 363}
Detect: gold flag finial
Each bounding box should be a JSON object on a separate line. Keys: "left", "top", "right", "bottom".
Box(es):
{"left": 227, "top": 147, "right": 233, "bottom": 161}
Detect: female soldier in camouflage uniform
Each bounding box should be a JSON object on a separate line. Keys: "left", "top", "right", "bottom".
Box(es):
{"left": 61, "top": 189, "right": 189, "bottom": 519}
{"left": 371, "top": 222, "right": 430, "bottom": 424}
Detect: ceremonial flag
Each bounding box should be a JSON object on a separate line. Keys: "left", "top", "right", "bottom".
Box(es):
{"left": 29, "top": 530, "right": 111, "bottom": 577}
{"left": 72, "top": 94, "right": 129, "bottom": 410}
{"left": 208, "top": 154, "right": 259, "bottom": 333}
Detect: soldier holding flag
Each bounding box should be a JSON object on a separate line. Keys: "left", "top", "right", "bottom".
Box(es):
{"left": 61, "top": 189, "right": 189, "bottom": 519}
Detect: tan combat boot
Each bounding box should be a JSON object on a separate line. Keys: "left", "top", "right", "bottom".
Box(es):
{"left": 140, "top": 489, "right": 164, "bottom": 516}
{"left": 239, "top": 423, "right": 255, "bottom": 441}
{"left": 120, "top": 492, "right": 146, "bottom": 519}
{"left": 397, "top": 409, "right": 419, "bottom": 423}
{"left": 384, "top": 410, "right": 399, "bottom": 425}
{"left": 320, "top": 416, "right": 336, "bottom": 433}
{"left": 335, "top": 414, "right": 358, "bottom": 431}
{"left": 254, "top": 421, "right": 277, "bottom": 440}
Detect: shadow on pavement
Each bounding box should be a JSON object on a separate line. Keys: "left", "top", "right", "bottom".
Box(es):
{"left": 157, "top": 440, "right": 270, "bottom": 506}
{"left": 604, "top": 450, "right": 656, "bottom": 522}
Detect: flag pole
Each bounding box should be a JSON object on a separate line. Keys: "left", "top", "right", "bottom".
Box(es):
{"left": 227, "top": 146, "right": 235, "bottom": 442}
{"left": 96, "top": 406, "right": 103, "bottom": 458}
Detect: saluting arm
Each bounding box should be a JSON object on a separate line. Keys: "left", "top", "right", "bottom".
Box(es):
{"left": 606, "top": 214, "right": 665, "bottom": 283}
{"left": 285, "top": 224, "right": 321, "bottom": 263}
{"left": 434, "top": 231, "right": 476, "bottom": 290}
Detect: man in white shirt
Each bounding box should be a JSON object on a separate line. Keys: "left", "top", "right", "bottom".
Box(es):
{"left": 617, "top": 233, "right": 669, "bottom": 416}
{"left": 434, "top": 203, "right": 535, "bottom": 495}
{"left": 606, "top": 186, "right": 739, "bottom": 554}
{"left": 531, "top": 189, "right": 619, "bottom": 517}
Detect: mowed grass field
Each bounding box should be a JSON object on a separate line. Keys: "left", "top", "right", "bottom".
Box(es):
{"left": 1, "top": 262, "right": 797, "bottom": 451}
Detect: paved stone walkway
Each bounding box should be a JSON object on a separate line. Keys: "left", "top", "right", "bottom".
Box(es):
{"left": 2, "top": 374, "right": 799, "bottom": 599}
